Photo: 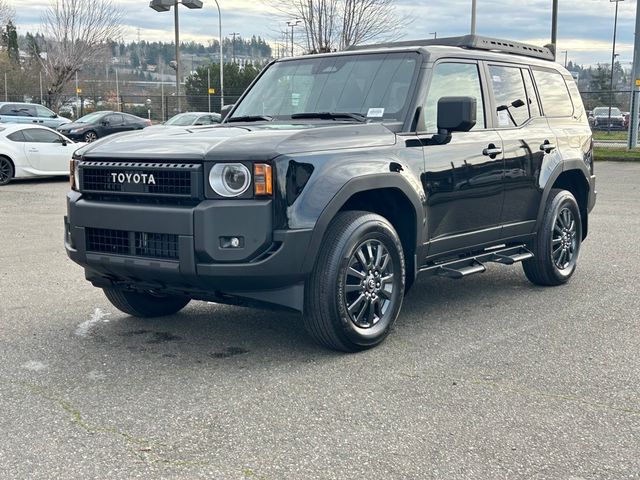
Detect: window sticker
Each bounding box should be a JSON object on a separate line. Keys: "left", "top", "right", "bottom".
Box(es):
{"left": 492, "top": 75, "right": 502, "bottom": 83}
{"left": 291, "top": 93, "right": 301, "bottom": 107}
{"left": 367, "top": 107, "right": 385, "bottom": 118}
{"left": 498, "top": 110, "right": 510, "bottom": 127}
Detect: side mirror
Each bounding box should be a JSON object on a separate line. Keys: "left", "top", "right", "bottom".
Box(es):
{"left": 437, "top": 96, "right": 476, "bottom": 133}
{"left": 221, "top": 104, "right": 234, "bottom": 121}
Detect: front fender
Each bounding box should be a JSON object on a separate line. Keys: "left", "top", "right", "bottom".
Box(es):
{"left": 300, "top": 172, "right": 426, "bottom": 273}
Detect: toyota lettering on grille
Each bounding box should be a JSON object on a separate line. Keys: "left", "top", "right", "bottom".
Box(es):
{"left": 110, "top": 172, "right": 156, "bottom": 185}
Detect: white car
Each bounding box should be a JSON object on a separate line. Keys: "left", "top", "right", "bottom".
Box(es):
{"left": 0, "top": 124, "right": 85, "bottom": 185}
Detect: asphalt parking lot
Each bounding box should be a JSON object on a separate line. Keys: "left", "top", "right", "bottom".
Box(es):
{"left": 0, "top": 162, "right": 639, "bottom": 479}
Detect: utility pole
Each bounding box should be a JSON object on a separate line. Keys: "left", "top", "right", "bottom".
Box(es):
{"left": 551, "top": 0, "right": 558, "bottom": 60}
{"left": 229, "top": 32, "right": 239, "bottom": 64}
{"left": 430, "top": 32, "right": 437, "bottom": 39}
{"left": 629, "top": 0, "right": 640, "bottom": 148}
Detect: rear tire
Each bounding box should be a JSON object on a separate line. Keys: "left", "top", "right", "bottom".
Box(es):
{"left": 303, "top": 211, "right": 405, "bottom": 352}
{"left": 103, "top": 287, "right": 190, "bottom": 317}
{"left": 83, "top": 131, "right": 98, "bottom": 143}
{"left": 0, "top": 156, "right": 14, "bottom": 186}
{"left": 523, "top": 189, "right": 582, "bottom": 286}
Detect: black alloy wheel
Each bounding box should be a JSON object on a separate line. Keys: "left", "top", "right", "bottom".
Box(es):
{"left": 0, "top": 157, "right": 14, "bottom": 186}
{"left": 344, "top": 239, "right": 396, "bottom": 329}
{"left": 551, "top": 207, "right": 578, "bottom": 270}
{"left": 523, "top": 189, "right": 582, "bottom": 286}
{"left": 304, "top": 211, "right": 405, "bottom": 352}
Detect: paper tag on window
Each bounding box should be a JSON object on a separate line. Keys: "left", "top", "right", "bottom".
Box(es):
{"left": 367, "top": 108, "right": 385, "bottom": 118}
{"left": 498, "top": 110, "right": 510, "bottom": 127}
{"left": 291, "top": 93, "right": 300, "bottom": 107}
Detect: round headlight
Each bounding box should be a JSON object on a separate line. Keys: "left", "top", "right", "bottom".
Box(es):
{"left": 209, "top": 163, "right": 251, "bottom": 197}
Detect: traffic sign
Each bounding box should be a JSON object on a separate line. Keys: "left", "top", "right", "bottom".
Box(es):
{"left": 76, "top": 88, "right": 82, "bottom": 94}
{"left": 208, "top": 88, "right": 216, "bottom": 94}
{"left": 636, "top": 79, "right": 640, "bottom": 87}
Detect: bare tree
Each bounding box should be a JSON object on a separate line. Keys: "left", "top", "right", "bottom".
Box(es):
{"left": 0, "top": 0, "right": 14, "bottom": 28}
{"left": 36, "top": 0, "right": 124, "bottom": 102}
{"left": 268, "top": 0, "right": 406, "bottom": 53}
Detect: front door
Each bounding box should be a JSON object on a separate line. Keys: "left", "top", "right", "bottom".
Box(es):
{"left": 21, "top": 128, "right": 74, "bottom": 173}
{"left": 420, "top": 61, "right": 505, "bottom": 257}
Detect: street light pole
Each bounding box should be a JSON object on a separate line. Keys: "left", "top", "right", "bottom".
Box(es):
{"left": 174, "top": 0, "right": 181, "bottom": 112}
{"left": 150, "top": 0, "right": 204, "bottom": 113}
{"left": 551, "top": 0, "right": 558, "bottom": 60}
{"left": 287, "top": 19, "right": 301, "bottom": 57}
{"left": 471, "top": 0, "right": 477, "bottom": 35}
{"left": 212, "top": 0, "right": 224, "bottom": 109}
{"left": 608, "top": 0, "right": 624, "bottom": 135}
{"left": 629, "top": 0, "right": 640, "bottom": 148}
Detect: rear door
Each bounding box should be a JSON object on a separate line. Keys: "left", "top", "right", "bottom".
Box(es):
{"left": 486, "top": 63, "right": 555, "bottom": 237}
{"left": 420, "top": 60, "right": 505, "bottom": 256}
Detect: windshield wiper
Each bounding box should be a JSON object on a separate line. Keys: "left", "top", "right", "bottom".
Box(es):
{"left": 227, "top": 115, "right": 273, "bottom": 123}
{"left": 290, "top": 112, "right": 367, "bottom": 122}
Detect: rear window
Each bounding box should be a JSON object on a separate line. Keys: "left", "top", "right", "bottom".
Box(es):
{"left": 532, "top": 69, "right": 574, "bottom": 117}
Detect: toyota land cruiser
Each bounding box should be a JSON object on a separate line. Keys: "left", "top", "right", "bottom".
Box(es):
{"left": 65, "top": 35, "right": 596, "bottom": 352}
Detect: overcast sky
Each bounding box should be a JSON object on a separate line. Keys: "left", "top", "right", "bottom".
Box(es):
{"left": 6, "top": 0, "right": 639, "bottom": 67}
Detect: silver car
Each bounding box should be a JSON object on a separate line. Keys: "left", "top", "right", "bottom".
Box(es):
{"left": 0, "top": 102, "right": 71, "bottom": 129}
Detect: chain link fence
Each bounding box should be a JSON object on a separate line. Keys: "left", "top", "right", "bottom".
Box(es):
{"left": 2, "top": 88, "right": 639, "bottom": 146}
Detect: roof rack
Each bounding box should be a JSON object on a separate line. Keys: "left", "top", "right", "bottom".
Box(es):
{"left": 346, "top": 35, "right": 555, "bottom": 62}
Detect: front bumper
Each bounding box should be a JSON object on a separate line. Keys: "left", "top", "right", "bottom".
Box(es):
{"left": 58, "top": 131, "right": 86, "bottom": 141}
{"left": 64, "top": 191, "right": 313, "bottom": 311}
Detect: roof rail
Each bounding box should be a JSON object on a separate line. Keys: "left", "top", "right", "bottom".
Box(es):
{"left": 346, "top": 35, "right": 555, "bottom": 62}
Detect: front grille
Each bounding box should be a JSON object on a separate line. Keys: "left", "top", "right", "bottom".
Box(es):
{"left": 85, "top": 228, "right": 179, "bottom": 260}
{"left": 80, "top": 162, "right": 201, "bottom": 198}
{"left": 86, "top": 228, "right": 129, "bottom": 255}
{"left": 135, "top": 232, "right": 179, "bottom": 259}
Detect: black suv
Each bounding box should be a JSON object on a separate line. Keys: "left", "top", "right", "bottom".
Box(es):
{"left": 65, "top": 36, "right": 596, "bottom": 352}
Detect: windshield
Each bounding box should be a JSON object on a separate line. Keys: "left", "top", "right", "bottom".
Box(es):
{"left": 166, "top": 113, "right": 198, "bottom": 126}
{"left": 594, "top": 107, "right": 621, "bottom": 116}
{"left": 76, "top": 112, "right": 107, "bottom": 124}
{"left": 230, "top": 52, "right": 419, "bottom": 122}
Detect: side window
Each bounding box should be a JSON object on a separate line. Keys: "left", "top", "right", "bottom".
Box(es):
{"left": 423, "top": 62, "right": 485, "bottom": 133}
{"left": 16, "top": 105, "right": 37, "bottom": 117}
{"left": 35, "top": 105, "right": 55, "bottom": 118}
{"left": 105, "top": 114, "right": 124, "bottom": 124}
{"left": 22, "top": 128, "right": 63, "bottom": 143}
{"left": 532, "top": 69, "right": 574, "bottom": 117}
{"left": 488, "top": 65, "right": 530, "bottom": 128}
{"left": 7, "top": 131, "right": 26, "bottom": 142}
{"left": 0, "top": 104, "right": 17, "bottom": 116}
{"left": 522, "top": 69, "right": 541, "bottom": 118}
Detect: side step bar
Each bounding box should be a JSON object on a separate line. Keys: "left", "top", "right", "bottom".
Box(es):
{"left": 419, "top": 245, "right": 534, "bottom": 279}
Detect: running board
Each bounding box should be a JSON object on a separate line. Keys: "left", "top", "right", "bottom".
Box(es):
{"left": 420, "top": 245, "right": 534, "bottom": 279}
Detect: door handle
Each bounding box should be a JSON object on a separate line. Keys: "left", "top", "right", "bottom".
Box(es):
{"left": 28, "top": 149, "right": 38, "bottom": 152}
{"left": 540, "top": 140, "right": 556, "bottom": 153}
{"left": 482, "top": 144, "right": 502, "bottom": 157}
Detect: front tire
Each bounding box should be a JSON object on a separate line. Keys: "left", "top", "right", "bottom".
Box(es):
{"left": 303, "top": 211, "right": 405, "bottom": 352}
{"left": 103, "top": 288, "right": 190, "bottom": 317}
{"left": 523, "top": 189, "right": 582, "bottom": 286}
{"left": 0, "top": 157, "right": 14, "bottom": 186}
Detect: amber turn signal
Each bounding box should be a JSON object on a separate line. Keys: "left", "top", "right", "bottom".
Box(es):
{"left": 253, "top": 163, "right": 272, "bottom": 196}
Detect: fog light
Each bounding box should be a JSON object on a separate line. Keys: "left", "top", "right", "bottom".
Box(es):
{"left": 220, "top": 236, "right": 244, "bottom": 249}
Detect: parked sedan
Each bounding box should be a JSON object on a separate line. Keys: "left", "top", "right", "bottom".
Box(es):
{"left": 0, "top": 124, "right": 85, "bottom": 186}
{"left": 0, "top": 102, "right": 71, "bottom": 129}
{"left": 144, "top": 112, "right": 221, "bottom": 132}
{"left": 57, "top": 111, "right": 151, "bottom": 142}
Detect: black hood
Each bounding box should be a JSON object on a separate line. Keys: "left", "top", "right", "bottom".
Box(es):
{"left": 78, "top": 123, "right": 397, "bottom": 162}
